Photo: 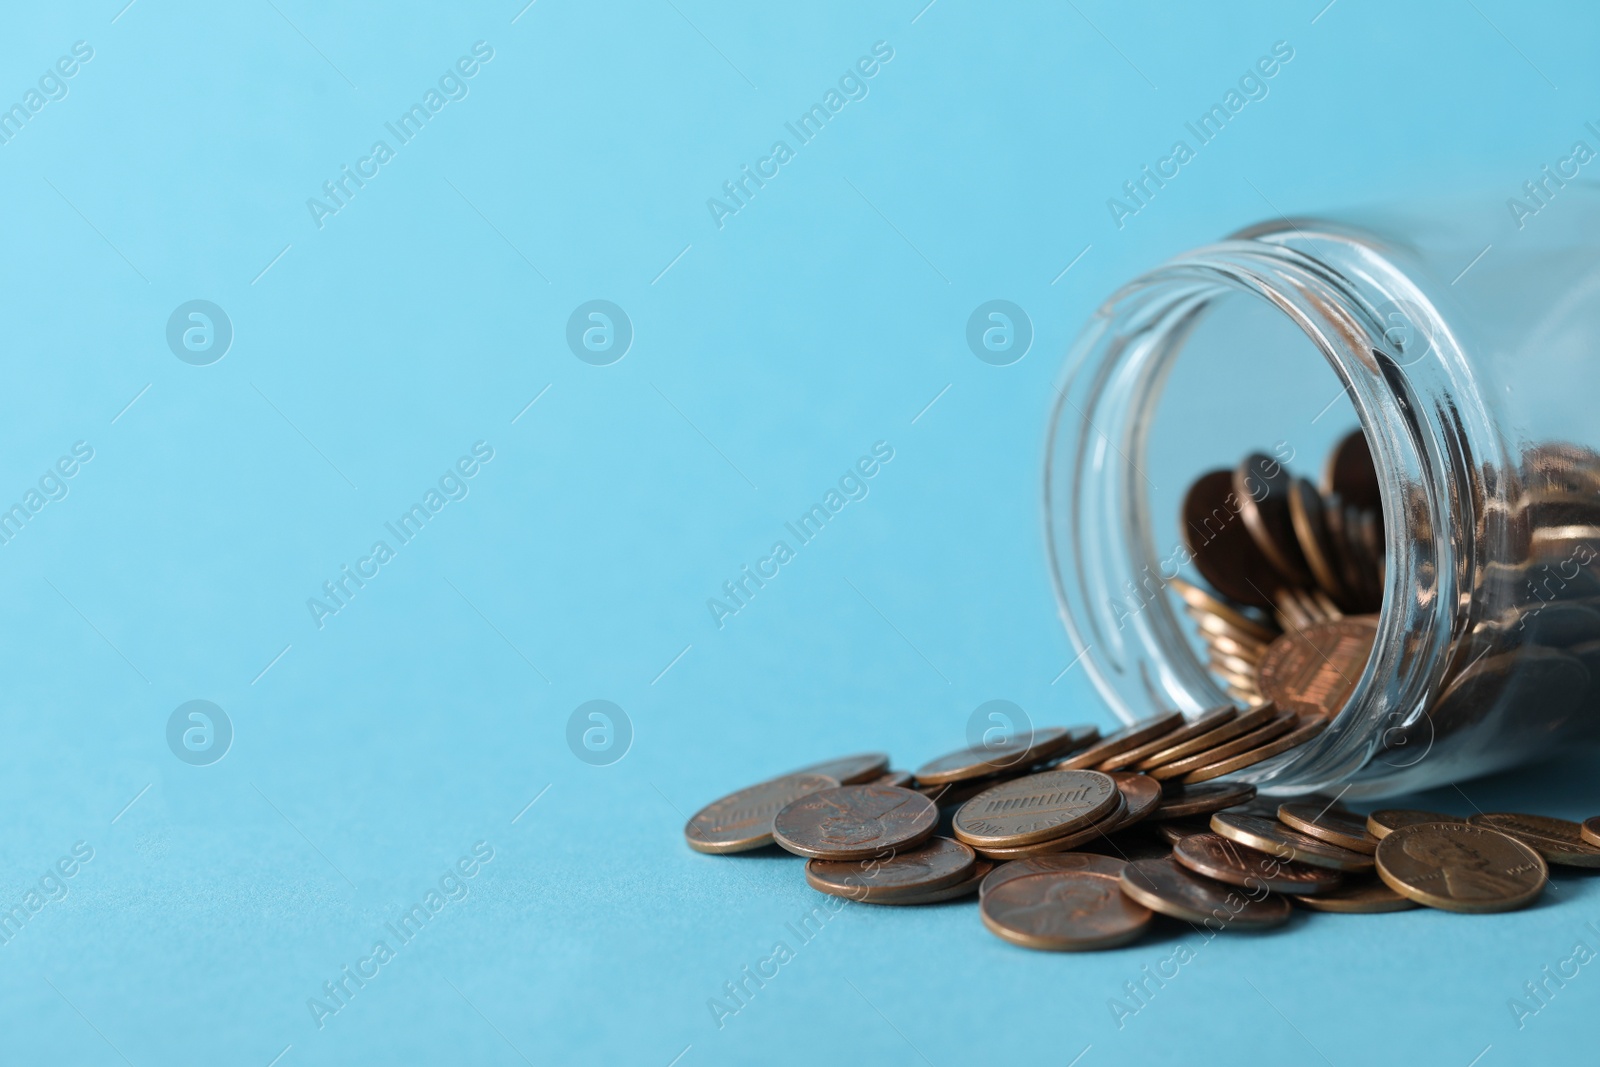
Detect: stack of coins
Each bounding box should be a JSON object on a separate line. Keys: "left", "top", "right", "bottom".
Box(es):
{"left": 684, "top": 720, "right": 1600, "bottom": 950}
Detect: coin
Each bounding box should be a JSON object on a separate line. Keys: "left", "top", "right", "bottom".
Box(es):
{"left": 804, "top": 836, "right": 975, "bottom": 901}
{"left": 1236, "top": 452, "right": 1314, "bottom": 586}
{"left": 1120, "top": 856, "right": 1293, "bottom": 928}
{"left": 876, "top": 858, "right": 994, "bottom": 905}
{"left": 952, "top": 770, "right": 1121, "bottom": 848}
{"left": 970, "top": 793, "right": 1129, "bottom": 860}
{"left": 1290, "top": 878, "right": 1416, "bottom": 913}
{"left": 980, "top": 852, "right": 1128, "bottom": 899}
{"left": 1052, "top": 712, "right": 1184, "bottom": 770}
{"left": 1256, "top": 617, "right": 1378, "bottom": 720}
{"left": 1148, "top": 710, "right": 1298, "bottom": 781}
{"left": 1098, "top": 706, "right": 1236, "bottom": 770}
{"left": 1170, "top": 577, "right": 1281, "bottom": 643}
{"left": 1182, "top": 470, "right": 1281, "bottom": 609}
{"left": 1366, "top": 809, "right": 1463, "bottom": 840}
{"left": 1179, "top": 714, "right": 1329, "bottom": 784}
{"left": 1106, "top": 773, "right": 1164, "bottom": 830}
{"left": 915, "top": 725, "right": 1099, "bottom": 786}
{"left": 1210, "top": 812, "right": 1374, "bottom": 872}
{"left": 1323, "top": 429, "right": 1381, "bottom": 513}
{"left": 1150, "top": 781, "right": 1258, "bottom": 820}
{"left": 1172, "top": 832, "right": 1343, "bottom": 894}
{"left": 1466, "top": 813, "right": 1600, "bottom": 868}
{"left": 1375, "top": 822, "right": 1547, "bottom": 913}
{"left": 771, "top": 784, "right": 938, "bottom": 860}
{"left": 1135, "top": 704, "right": 1279, "bottom": 770}
{"left": 1585, "top": 816, "right": 1600, "bottom": 848}
{"left": 871, "top": 770, "right": 913, "bottom": 789}
{"left": 980, "top": 870, "right": 1153, "bottom": 951}
{"left": 1277, "top": 803, "right": 1380, "bottom": 854}
{"left": 1289, "top": 477, "right": 1347, "bottom": 602}
{"left": 1154, "top": 818, "right": 1215, "bottom": 845}
{"left": 790, "top": 752, "right": 890, "bottom": 785}
{"left": 684, "top": 773, "right": 840, "bottom": 854}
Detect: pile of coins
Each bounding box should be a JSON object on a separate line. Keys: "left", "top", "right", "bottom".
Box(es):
{"left": 683, "top": 715, "right": 1600, "bottom": 950}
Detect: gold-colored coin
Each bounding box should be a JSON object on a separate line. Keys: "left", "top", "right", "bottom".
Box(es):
{"left": 1375, "top": 822, "right": 1547, "bottom": 913}
{"left": 1211, "top": 812, "right": 1373, "bottom": 872}
{"left": 952, "top": 770, "right": 1120, "bottom": 848}
{"left": 1097, "top": 706, "right": 1235, "bottom": 771}
{"left": 980, "top": 870, "right": 1153, "bottom": 951}
{"left": 1051, "top": 713, "right": 1184, "bottom": 770}
{"left": 1290, "top": 878, "right": 1416, "bottom": 913}
{"left": 1365, "top": 809, "right": 1463, "bottom": 840}
{"left": 1179, "top": 715, "right": 1329, "bottom": 784}
{"left": 1277, "top": 803, "right": 1379, "bottom": 855}
{"left": 1466, "top": 813, "right": 1600, "bottom": 868}
{"left": 683, "top": 773, "right": 840, "bottom": 854}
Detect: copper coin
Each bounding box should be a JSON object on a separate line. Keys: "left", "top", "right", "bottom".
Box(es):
{"left": 1182, "top": 471, "right": 1281, "bottom": 609}
{"left": 1135, "top": 704, "right": 1279, "bottom": 770}
{"left": 1179, "top": 715, "right": 1330, "bottom": 784}
{"left": 876, "top": 858, "right": 994, "bottom": 905}
{"left": 1170, "top": 577, "right": 1281, "bottom": 643}
{"left": 1375, "top": 822, "right": 1547, "bottom": 913}
{"left": 1366, "top": 809, "right": 1463, "bottom": 840}
{"left": 1153, "top": 818, "right": 1213, "bottom": 845}
{"left": 1107, "top": 772, "right": 1164, "bottom": 827}
{"left": 1098, "top": 707, "right": 1237, "bottom": 771}
{"left": 915, "top": 775, "right": 1000, "bottom": 808}
{"left": 771, "top": 784, "right": 937, "bottom": 860}
{"left": 952, "top": 770, "right": 1120, "bottom": 848}
{"left": 980, "top": 870, "right": 1153, "bottom": 951}
{"left": 1203, "top": 629, "right": 1269, "bottom": 663}
{"left": 790, "top": 752, "right": 890, "bottom": 785}
{"left": 1173, "top": 832, "right": 1343, "bottom": 894}
{"left": 1290, "top": 877, "right": 1416, "bottom": 913}
{"left": 683, "top": 773, "right": 840, "bottom": 854}
{"left": 1236, "top": 452, "right": 1313, "bottom": 586}
{"left": 1257, "top": 617, "right": 1378, "bottom": 720}
{"left": 871, "top": 770, "right": 914, "bottom": 789}
{"left": 1466, "top": 813, "right": 1600, "bottom": 868}
{"left": 804, "top": 836, "right": 975, "bottom": 901}
{"left": 1211, "top": 812, "right": 1374, "bottom": 872}
{"left": 1052, "top": 713, "right": 1185, "bottom": 770}
{"left": 1148, "top": 710, "right": 1298, "bottom": 781}
{"left": 914, "top": 725, "right": 1099, "bottom": 786}
{"left": 1323, "top": 429, "right": 1381, "bottom": 513}
{"left": 1277, "top": 803, "right": 1380, "bottom": 854}
{"left": 1121, "top": 856, "right": 1292, "bottom": 928}
{"left": 1584, "top": 816, "right": 1600, "bottom": 849}
{"left": 1289, "top": 478, "right": 1347, "bottom": 602}
{"left": 980, "top": 852, "right": 1128, "bottom": 899}
{"left": 971, "top": 793, "right": 1129, "bottom": 860}
{"left": 1150, "top": 781, "right": 1258, "bottom": 821}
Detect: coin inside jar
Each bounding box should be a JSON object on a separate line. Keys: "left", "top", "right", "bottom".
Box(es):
{"left": 1256, "top": 617, "right": 1378, "bottom": 721}
{"left": 1182, "top": 470, "right": 1283, "bottom": 609}
{"left": 683, "top": 773, "right": 841, "bottom": 854}
{"left": 771, "top": 784, "right": 938, "bottom": 860}
{"left": 952, "top": 769, "right": 1121, "bottom": 848}
{"left": 1375, "top": 822, "right": 1547, "bottom": 913}
{"left": 1120, "top": 856, "right": 1292, "bottom": 928}
{"left": 979, "top": 870, "right": 1153, "bottom": 951}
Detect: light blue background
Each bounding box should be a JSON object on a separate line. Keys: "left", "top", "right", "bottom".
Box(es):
{"left": 1, "top": 1, "right": 1596, "bottom": 1064}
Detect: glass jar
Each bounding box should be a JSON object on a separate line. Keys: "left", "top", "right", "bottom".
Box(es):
{"left": 1045, "top": 188, "right": 1600, "bottom": 798}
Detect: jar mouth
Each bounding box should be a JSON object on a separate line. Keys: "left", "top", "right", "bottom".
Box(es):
{"left": 1044, "top": 223, "right": 1496, "bottom": 796}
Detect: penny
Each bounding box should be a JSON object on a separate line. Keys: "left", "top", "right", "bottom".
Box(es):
{"left": 804, "top": 836, "right": 975, "bottom": 902}
{"left": 1180, "top": 714, "right": 1330, "bottom": 784}
{"left": 916, "top": 775, "right": 1002, "bottom": 809}
{"left": 1121, "top": 856, "right": 1293, "bottom": 928}
{"left": 1211, "top": 812, "right": 1374, "bottom": 872}
{"left": 1172, "top": 832, "right": 1343, "bottom": 894}
{"left": 1170, "top": 577, "right": 1281, "bottom": 643}
{"left": 771, "top": 784, "right": 938, "bottom": 860}
{"left": 1052, "top": 713, "right": 1184, "bottom": 770}
{"left": 1289, "top": 477, "right": 1347, "bottom": 602}
{"left": 1375, "top": 822, "right": 1547, "bottom": 913}
{"left": 1106, "top": 773, "right": 1164, "bottom": 830}
{"left": 1257, "top": 617, "right": 1378, "bottom": 720}
{"left": 790, "top": 752, "right": 890, "bottom": 786}
{"left": 871, "top": 770, "right": 913, "bottom": 789}
{"left": 1466, "top": 813, "right": 1600, "bottom": 868}
{"left": 1154, "top": 818, "right": 1217, "bottom": 845}
{"left": 876, "top": 858, "right": 994, "bottom": 905}
{"left": 952, "top": 770, "right": 1120, "bottom": 848}
{"left": 1236, "top": 452, "right": 1314, "bottom": 586}
{"left": 980, "top": 870, "right": 1153, "bottom": 951}
{"left": 1189, "top": 603, "right": 1282, "bottom": 648}
{"left": 1182, "top": 470, "right": 1281, "bottom": 609}
{"left": 915, "top": 725, "right": 1099, "bottom": 786}
{"left": 970, "top": 793, "right": 1129, "bottom": 860}
{"left": 1148, "top": 710, "right": 1298, "bottom": 781}
{"left": 1135, "top": 705, "right": 1279, "bottom": 770}
{"left": 1366, "top": 809, "right": 1464, "bottom": 840}
{"left": 1150, "top": 781, "right": 1258, "bottom": 821}
{"left": 1585, "top": 816, "right": 1600, "bottom": 849}
{"left": 684, "top": 773, "right": 840, "bottom": 854}
{"left": 1290, "top": 878, "right": 1416, "bottom": 913}
{"left": 1277, "top": 803, "right": 1380, "bottom": 855}
{"left": 1098, "top": 706, "right": 1236, "bottom": 771}
{"left": 980, "top": 852, "right": 1128, "bottom": 899}
{"left": 1323, "top": 429, "right": 1382, "bottom": 513}
{"left": 1208, "top": 649, "right": 1264, "bottom": 680}
{"left": 1204, "top": 630, "right": 1270, "bottom": 663}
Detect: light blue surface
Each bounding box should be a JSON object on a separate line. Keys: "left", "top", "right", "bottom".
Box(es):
{"left": 1, "top": 2, "right": 1597, "bottom": 1064}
